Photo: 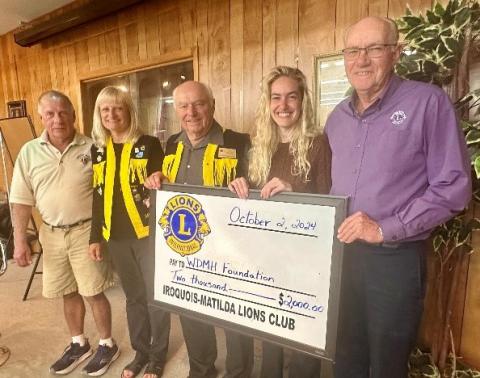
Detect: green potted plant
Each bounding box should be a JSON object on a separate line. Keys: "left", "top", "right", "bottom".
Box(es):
{"left": 396, "top": 1, "right": 480, "bottom": 376}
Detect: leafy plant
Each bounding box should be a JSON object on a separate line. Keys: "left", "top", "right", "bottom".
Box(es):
{"left": 396, "top": 1, "right": 480, "bottom": 376}
{"left": 409, "top": 348, "right": 480, "bottom": 378}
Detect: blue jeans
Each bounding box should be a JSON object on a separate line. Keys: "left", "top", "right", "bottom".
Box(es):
{"left": 334, "top": 241, "right": 426, "bottom": 378}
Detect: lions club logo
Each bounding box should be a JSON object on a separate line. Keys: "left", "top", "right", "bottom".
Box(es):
{"left": 159, "top": 195, "right": 211, "bottom": 256}
{"left": 390, "top": 110, "right": 407, "bottom": 125}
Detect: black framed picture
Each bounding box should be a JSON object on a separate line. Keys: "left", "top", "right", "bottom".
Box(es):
{"left": 7, "top": 100, "right": 27, "bottom": 118}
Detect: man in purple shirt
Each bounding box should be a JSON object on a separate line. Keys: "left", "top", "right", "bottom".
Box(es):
{"left": 325, "top": 16, "right": 471, "bottom": 378}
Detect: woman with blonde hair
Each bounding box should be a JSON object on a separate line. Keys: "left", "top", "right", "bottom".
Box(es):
{"left": 229, "top": 66, "right": 331, "bottom": 377}
{"left": 89, "top": 86, "right": 169, "bottom": 378}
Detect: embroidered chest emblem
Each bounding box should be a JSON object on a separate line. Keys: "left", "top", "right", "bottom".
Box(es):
{"left": 390, "top": 110, "right": 407, "bottom": 125}
{"left": 78, "top": 154, "right": 91, "bottom": 165}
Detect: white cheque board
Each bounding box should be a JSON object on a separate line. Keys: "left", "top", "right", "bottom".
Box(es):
{"left": 151, "top": 184, "right": 346, "bottom": 360}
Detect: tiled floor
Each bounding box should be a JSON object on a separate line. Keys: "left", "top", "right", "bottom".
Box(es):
{"left": 0, "top": 258, "right": 263, "bottom": 378}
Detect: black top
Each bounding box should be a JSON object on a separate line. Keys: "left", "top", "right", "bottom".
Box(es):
{"left": 90, "top": 134, "right": 164, "bottom": 243}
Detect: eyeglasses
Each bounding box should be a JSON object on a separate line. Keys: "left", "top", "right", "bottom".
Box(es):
{"left": 342, "top": 44, "right": 397, "bottom": 60}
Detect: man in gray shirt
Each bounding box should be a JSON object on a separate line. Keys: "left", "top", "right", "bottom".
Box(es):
{"left": 145, "top": 81, "right": 252, "bottom": 378}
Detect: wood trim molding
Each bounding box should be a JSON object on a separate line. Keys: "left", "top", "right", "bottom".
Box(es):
{"left": 78, "top": 48, "right": 194, "bottom": 82}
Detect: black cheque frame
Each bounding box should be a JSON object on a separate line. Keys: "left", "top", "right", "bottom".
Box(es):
{"left": 149, "top": 183, "right": 347, "bottom": 372}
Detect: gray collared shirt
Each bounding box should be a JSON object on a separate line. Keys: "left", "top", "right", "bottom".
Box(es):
{"left": 174, "top": 120, "right": 225, "bottom": 185}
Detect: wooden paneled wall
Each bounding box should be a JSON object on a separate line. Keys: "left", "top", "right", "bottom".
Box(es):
{"left": 0, "top": 0, "right": 437, "bottom": 136}
{"left": 3, "top": 0, "right": 480, "bottom": 369}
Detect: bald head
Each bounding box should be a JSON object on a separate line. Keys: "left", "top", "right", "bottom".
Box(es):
{"left": 173, "top": 81, "right": 214, "bottom": 107}
{"left": 344, "top": 16, "right": 399, "bottom": 46}
{"left": 173, "top": 81, "right": 216, "bottom": 145}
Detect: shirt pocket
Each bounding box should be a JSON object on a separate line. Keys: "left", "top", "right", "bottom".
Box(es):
{"left": 372, "top": 122, "right": 424, "bottom": 175}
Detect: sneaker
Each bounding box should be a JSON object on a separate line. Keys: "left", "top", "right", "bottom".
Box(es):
{"left": 82, "top": 342, "right": 120, "bottom": 376}
{"left": 49, "top": 341, "right": 93, "bottom": 375}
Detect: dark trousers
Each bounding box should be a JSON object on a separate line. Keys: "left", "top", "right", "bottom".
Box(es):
{"left": 225, "top": 329, "right": 254, "bottom": 378}
{"left": 334, "top": 241, "right": 426, "bottom": 378}
{"left": 180, "top": 316, "right": 217, "bottom": 378}
{"left": 260, "top": 342, "right": 320, "bottom": 378}
{"left": 108, "top": 238, "right": 170, "bottom": 365}
{"left": 180, "top": 317, "right": 254, "bottom": 378}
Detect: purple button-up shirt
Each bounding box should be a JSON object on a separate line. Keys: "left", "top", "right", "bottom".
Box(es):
{"left": 325, "top": 75, "right": 471, "bottom": 242}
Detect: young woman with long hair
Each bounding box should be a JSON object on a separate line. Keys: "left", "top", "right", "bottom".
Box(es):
{"left": 229, "top": 66, "right": 331, "bottom": 377}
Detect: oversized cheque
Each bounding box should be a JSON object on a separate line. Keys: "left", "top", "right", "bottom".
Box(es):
{"left": 151, "top": 185, "right": 345, "bottom": 359}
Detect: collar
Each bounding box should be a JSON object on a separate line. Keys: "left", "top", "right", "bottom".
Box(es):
{"left": 40, "top": 130, "right": 86, "bottom": 147}
{"left": 176, "top": 120, "right": 224, "bottom": 149}
{"left": 348, "top": 74, "right": 403, "bottom": 116}
{"left": 38, "top": 130, "right": 87, "bottom": 150}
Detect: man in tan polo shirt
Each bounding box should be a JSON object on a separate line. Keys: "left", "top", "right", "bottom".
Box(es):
{"left": 10, "top": 90, "right": 119, "bottom": 376}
